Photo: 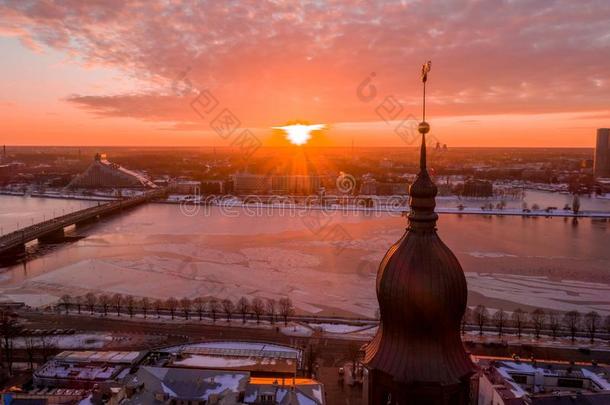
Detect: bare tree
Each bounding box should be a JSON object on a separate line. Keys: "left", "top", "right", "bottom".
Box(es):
{"left": 85, "top": 292, "right": 97, "bottom": 315}
{"left": 208, "top": 299, "right": 220, "bottom": 322}
{"left": 473, "top": 305, "right": 488, "bottom": 336}
{"left": 461, "top": 307, "right": 472, "bottom": 335}
{"left": 112, "top": 293, "right": 123, "bottom": 317}
{"left": 39, "top": 335, "right": 57, "bottom": 363}
{"left": 23, "top": 336, "right": 37, "bottom": 370}
{"left": 266, "top": 298, "right": 277, "bottom": 325}
{"left": 222, "top": 299, "right": 235, "bottom": 322}
{"left": 139, "top": 297, "right": 150, "bottom": 319}
{"left": 193, "top": 298, "right": 205, "bottom": 321}
{"left": 59, "top": 294, "right": 71, "bottom": 314}
{"left": 548, "top": 311, "right": 561, "bottom": 340}
{"left": 563, "top": 310, "right": 581, "bottom": 343}
{"left": 511, "top": 308, "right": 527, "bottom": 338}
{"left": 0, "top": 310, "right": 19, "bottom": 375}
{"left": 166, "top": 297, "right": 178, "bottom": 320}
{"left": 493, "top": 309, "right": 507, "bottom": 337}
{"left": 98, "top": 294, "right": 111, "bottom": 316}
{"left": 251, "top": 298, "right": 264, "bottom": 324}
{"left": 278, "top": 297, "right": 294, "bottom": 326}
{"left": 584, "top": 311, "right": 601, "bottom": 343}
{"left": 237, "top": 297, "right": 250, "bottom": 324}
{"left": 305, "top": 343, "right": 319, "bottom": 379}
{"left": 347, "top": 342, "right": 360, "bottom": 379}
{"left": 530, "top": 309, "right": 546, "bottom": 339}
{"left": 154, "top": 299, "right": 163, "bottom": 318}
{"left": 180, "top": 298, "right": 192, "bottom": 320}
{"left": 125, "top": 296, "right": 136, "bottom": 318}
{"left": 74, "top": 295, "right": 82, "bottom": 314}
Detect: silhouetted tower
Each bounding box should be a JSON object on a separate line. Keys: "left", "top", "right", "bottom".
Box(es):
{"left": 364, "top": 61, "right": 476, "bottom": 404}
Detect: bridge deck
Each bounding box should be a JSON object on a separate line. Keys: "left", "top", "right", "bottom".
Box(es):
{"left": 0, "top": 189, "right": 166, "bottom": 256}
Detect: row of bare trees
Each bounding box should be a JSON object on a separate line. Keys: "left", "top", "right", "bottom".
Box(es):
{"left": 58, "top": 294, "right": 295, "bottom": 326}
{"left": 467, "top": 305, "right": 610, "bottom": 343}
{"left": 0, "top": 310, "right": 60, "bottom": 378}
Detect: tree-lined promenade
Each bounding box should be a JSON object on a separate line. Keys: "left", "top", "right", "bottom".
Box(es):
{"left": 51, "top": 294, "right": 610, "bottom": 344}
{"left": 465, "top": 305, "right": 610, "bottom": 344}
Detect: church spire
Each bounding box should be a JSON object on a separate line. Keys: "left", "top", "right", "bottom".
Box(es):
{"left": 364, "top": 60, "right": 475, "bottom": 405}
{"left": 408, "top": 62, "right": 437, "bottom": 231}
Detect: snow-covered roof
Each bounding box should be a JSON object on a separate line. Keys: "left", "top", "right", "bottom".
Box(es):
{"left": 122, "top": 366, "right": 249, "bottom": 404}
{"left": 54, "top": 350, "right": 142, "bottom": 364}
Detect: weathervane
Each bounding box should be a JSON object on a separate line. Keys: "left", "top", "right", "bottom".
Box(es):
{"left": 418, "top": 60, "right": 432, "bottom": 170}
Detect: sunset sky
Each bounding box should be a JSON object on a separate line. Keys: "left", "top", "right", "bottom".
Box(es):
{"left": 1, "top": 0, "right": 609, "bottom": 147}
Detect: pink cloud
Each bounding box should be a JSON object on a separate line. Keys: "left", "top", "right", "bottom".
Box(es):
{"left": 1, "top": 0, "right": 610, "bottom": 129}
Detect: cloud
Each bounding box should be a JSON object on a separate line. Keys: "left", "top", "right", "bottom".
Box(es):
{"left": 1, "top": 0, "right": 610, "bottom": 128}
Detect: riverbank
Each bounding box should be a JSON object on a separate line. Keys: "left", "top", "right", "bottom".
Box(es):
{"left": 4, "top": 189, "right": 610, "bottom": 219}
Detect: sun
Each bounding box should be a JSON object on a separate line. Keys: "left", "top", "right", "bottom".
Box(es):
{"left": 272, "top": 123, "right": 326, "bottom": 145}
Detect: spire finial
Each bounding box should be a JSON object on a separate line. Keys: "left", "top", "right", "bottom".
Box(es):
{"left": 408, "top": 60, "right": 437, "bottom": 230}
{"left": 418, "top": 60, "right": 431, "bottom": 171}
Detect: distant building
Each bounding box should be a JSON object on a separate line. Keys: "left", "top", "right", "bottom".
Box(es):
{"left": 594, "top": 128, "right": 610, "bottom": 179}
{"left": 171, "top": 179, "right": 201, "bottom": 195}
{"left": 233, "top": 173, "right": 272, "bottom": 194}
{"left": 477, "top": 357, "right": 610, "bottom": 404}
{"left": 201, "top": 179, "right": 225, "bottom": 194}
{"left": 0, "top": 164, "right": 11, "bottom": 183}
{"left": 233, "top": 173, "right": 324, "bottom": 195}
{"left": 68, "top": 153, "right": 156, "bottom": 189}
{"left": 271, "top": 175, "right": 323, "bottom": 195}
{"left": 149, "top": 341, "right": 302, "bottom": 379}
{"left": 360, "top": 178, "right": 377, "bottom": 195}
{"left": 33, "top": 350, "right": 144, "bottom": 389}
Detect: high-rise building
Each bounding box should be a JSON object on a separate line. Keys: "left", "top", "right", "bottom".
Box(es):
{"left": 594, "top": 128, "right": 610, "bottom": 179}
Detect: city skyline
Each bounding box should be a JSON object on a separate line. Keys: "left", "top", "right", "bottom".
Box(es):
{"left": 1, "top": 1, "right": 610, "bottom": 147}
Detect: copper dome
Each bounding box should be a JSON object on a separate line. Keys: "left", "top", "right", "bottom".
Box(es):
{"left": 364, "top": 129, "right": 475, "bottom": 386}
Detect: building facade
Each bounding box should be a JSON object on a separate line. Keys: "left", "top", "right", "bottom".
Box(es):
{"left": 594, "top": 128, "right": 610, "bottom": 179}
{"left": 68, "top": 153, "right": 156, "bottom": 189}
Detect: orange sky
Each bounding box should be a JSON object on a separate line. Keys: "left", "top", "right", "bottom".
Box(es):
{"left": 1, "top": 1, "right": 609, "bottom": 147}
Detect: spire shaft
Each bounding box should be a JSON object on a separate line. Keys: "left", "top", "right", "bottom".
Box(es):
{"left": 422, "top": 80, "right": 426, "bottom": 123}
{"left": 420, "top": 133, "right": 427, "bottom": 170}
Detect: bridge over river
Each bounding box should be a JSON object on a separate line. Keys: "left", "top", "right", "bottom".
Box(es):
{"left": 0, "top": 188, "right": 167, "bottom": 258}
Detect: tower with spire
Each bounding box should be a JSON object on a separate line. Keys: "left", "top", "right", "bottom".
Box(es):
{"left": 364, "top": 61, "right": 476, "bottom": 404}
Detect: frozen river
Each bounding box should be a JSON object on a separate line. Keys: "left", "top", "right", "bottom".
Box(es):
{"left": 0, "top": 195, "right": 609, "bottom": 318}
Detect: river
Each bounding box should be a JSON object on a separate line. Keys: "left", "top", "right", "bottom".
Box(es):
{"left": 0, "top": 194, "right": 609, "bottom": 318}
